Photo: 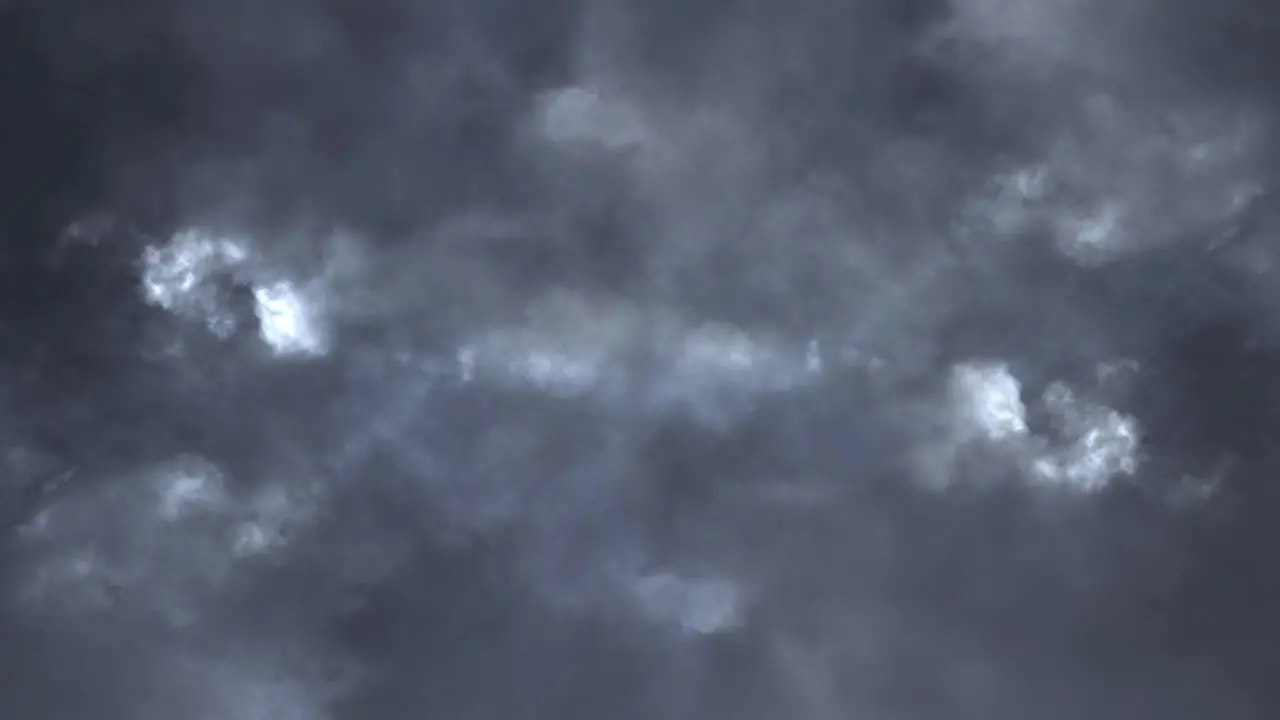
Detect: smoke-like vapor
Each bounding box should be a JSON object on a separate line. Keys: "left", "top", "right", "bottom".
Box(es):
{"left": 4, "top": 0, "right": 1280, "bottom": 717}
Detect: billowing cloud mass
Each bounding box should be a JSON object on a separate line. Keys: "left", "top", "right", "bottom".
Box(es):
{"left": 4, "top": 0, "right": 1280, "bottom": 718}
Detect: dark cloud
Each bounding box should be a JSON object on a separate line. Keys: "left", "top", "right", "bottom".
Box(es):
{"left": 4, "top": 0, "right": 1280, "bottom": 718}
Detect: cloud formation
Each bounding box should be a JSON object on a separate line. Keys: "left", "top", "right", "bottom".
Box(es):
{"left": 5, "top": 0, "right": 1280, "bottom": 717}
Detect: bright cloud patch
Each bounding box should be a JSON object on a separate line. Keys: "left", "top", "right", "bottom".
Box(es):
{"left": 945, "top": 360, "right": 1142, "bottom": 493}
{"left": 138, "top": 229, "right": 331, "bottom": 357}
{"left": 457, "top": 293, "right": 818, "bottom": 422}
{"left": 253, "top": 281, "right": 327, "bottom": 358}
{"left": 949, "top": 361, "right": 1029, "bottom": 442}
{"left": 140, "top": 229, "right": 250, "bottom": 336}
{"left": 1031, "top": 381, "right": 1141, "bottom": 491}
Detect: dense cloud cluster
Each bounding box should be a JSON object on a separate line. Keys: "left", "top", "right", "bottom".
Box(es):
{"left": 4, "top": 0, "right": 1280, "bottom": 718}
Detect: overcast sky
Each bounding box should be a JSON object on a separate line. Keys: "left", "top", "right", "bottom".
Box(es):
{"left": 3, "top": 1, "right": 1280, "bottom": 718}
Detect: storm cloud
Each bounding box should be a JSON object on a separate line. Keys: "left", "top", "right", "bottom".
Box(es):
{"left": 3, "top": 0, "right": 1280, "bottom": 717}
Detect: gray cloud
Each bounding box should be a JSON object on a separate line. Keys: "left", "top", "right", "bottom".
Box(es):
{"left": 5, "top": 0, "right": 1280, "bottom": 717}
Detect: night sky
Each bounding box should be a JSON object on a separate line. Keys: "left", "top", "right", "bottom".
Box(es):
{"left": 4, "top": 1, "right": 1280, "bottom": 718}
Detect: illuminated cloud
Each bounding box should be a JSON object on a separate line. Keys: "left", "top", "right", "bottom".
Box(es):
{"left": 252, "top": 281, "right": 328, "bottom": 358}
